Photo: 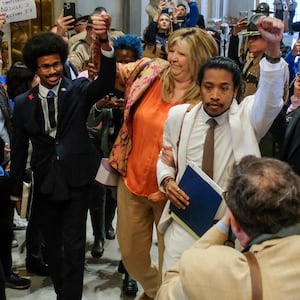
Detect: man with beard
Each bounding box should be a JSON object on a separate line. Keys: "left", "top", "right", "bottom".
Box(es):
{"left": 9, "top": 12, "right": 116, "bottom": 300}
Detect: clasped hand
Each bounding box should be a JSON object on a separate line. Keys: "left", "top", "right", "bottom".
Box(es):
{"left": 160, "top": 145, "right": 189, "bottom": 209}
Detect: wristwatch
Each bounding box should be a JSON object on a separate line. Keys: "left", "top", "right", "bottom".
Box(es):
{"left": 265, "top": 53, "right": 281, "bottom": 64}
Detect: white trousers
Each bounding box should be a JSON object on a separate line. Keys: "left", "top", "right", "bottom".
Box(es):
{"left": 162, "top": 220, "right": 196, "bottom": 279}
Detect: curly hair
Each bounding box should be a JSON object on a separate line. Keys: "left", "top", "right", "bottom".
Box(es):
{"left": 197, "top": 56, "right": 245, "bottom": 102}
{"left": 113, "top": 34, "right": 143, "bottom": 60}
{"left": 22, "top": 32, "right": 68, "bottom": 72}
{"left": 225, "top": 155, "right": 300, "bottom": 237}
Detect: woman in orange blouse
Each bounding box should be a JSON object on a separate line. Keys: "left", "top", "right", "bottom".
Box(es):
{"left": 109, "top": 27, "right": 218, "bottom": 300}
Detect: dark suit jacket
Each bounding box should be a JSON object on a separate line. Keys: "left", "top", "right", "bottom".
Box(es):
{"left": 197, "top": 14, "right": 205, "bottom": 29}
{"left": 10, "top": 55, "right": 116, "bottom": 198}
{"left": 0, "top": 137, "right": 4, "bottom": 164}
{"left": 281, "top": 107, "right": 300, "bottom": 176}
{"left": 0, "top": 86, "right": 12, "bottom": 165}
{"left": 0, "top": 86, "right": 12, "bottom": 137}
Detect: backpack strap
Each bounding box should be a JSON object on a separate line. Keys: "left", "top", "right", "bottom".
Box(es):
{"left": 244, "top": 252, "right": 263, "bottom": 300}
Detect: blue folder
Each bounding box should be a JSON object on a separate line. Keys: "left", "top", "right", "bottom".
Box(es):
{"left": 170, "top": 164, "right": 223, "bottom": 239}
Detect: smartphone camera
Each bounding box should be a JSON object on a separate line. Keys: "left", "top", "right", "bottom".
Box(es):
{"left": 64, "top": 2, "right": 75, "bottom": 25}
{"left": 239, "top": 11, "right": 248, "bottom": 20}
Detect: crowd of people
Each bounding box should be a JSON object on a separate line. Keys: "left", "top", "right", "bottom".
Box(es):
{"left": 1, "top": 1, "right": 300, "bottom": 300}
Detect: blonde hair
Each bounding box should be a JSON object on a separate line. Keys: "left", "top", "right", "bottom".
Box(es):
{"left": 158, "top": 13, "right": 172, "bottom": 33}
{"left": 161, "top": 27, "right": 219, "bottom": 103}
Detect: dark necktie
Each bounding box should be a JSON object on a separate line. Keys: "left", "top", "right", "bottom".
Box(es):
{"left": 46, "top": 90, "right": 56, "bottom": 128}
{"left": 202, "top": 118, "right": 217, "bottom": 179}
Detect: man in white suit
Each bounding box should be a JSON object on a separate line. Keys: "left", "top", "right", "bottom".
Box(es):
{"left": 156, "top": 15, "right": 288, "bottom": 276}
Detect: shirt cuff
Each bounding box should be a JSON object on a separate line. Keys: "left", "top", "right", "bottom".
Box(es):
{"left": 94, "top": 103, "right": 103, "bottom": 112}
{"left": 101, "top": 47, "right": 114, "bottom": 58}
{"left": 216, "top": 220, "right": 229, "bottom": 234}
{"left": 10, "top": 195, "right": 21, "bottom": 201}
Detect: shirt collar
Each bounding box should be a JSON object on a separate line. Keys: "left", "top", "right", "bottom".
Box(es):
{"left": 243, "top": 223, "right": 300, "bottom": 252}
{"left": 200, "top": 104, "right": 229, "bottom": 126}
{"left": 39, "top": 80, "right": 61, "bottom": 98}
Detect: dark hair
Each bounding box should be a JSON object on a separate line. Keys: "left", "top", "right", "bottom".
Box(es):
{"left": 113, "top": 34, "right": 143, "bottom": 59}
{"left": 6, "top": 61, "right": 35, "bottom": 100}
{"left": 204, "top": 28, "right": 221, "bottom": 55}
{"left": 225, "top": 155, "right": 300, "bottom": 237}
{"left": 93, "top": 6, "right": 107, "bottom": 13}
{"left": 177, "top": 4, "right": 186, "bottom": 10}
{"left": 22, "top": 32, "right": 68, "bottom": 72}
{"left": 198, "top": 56, "right": 245, "bottom": 101}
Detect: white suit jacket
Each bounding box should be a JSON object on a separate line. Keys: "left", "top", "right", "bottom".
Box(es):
{"left": 157, "top": 58, "right": 287, "bottom": 233}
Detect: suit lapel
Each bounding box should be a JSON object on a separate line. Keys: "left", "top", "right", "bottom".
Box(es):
{"left": 27, "top": 86, "right": 44, "bottom": 130}
{"left": 57, "top": 77, "right": 71, "bottom": 114}
{"left": 0, "top": 90, "right": 12, "bottom": 133}
{"left": 228, "top": 100, "right": 247, "bottom": 161}
{"left": 56, "top": 77, "right": 72, "bottom": 134}
{"left": 178, "top": 104, "right": 201, "bottom": 177}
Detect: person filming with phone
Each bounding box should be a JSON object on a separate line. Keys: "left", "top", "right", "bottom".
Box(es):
{"left": 157, "top": 155, "right": 300, "bottom": 300}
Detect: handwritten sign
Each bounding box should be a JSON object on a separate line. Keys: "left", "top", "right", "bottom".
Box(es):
{"left": 0, "top": 0, "right": 37, "bottom": 23}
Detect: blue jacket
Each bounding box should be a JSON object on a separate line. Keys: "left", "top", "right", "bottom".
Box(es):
{"left": 177, "top": 1, "right": 199, "bottom": 28}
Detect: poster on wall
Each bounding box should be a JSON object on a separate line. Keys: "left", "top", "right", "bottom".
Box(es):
{"left": 0, "top": 0, "right": 37, "bottom": 23}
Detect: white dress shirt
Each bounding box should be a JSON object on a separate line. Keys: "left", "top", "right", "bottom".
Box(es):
{"left": 39, "top": 82, "right": 60, "bottom": 137}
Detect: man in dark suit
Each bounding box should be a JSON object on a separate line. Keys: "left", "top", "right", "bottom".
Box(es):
{"left": 281, "top": 72, "right": 300, "bottom": 176}
{"left": 281, "top": 108, "right": 300, "bottom": 175}
{"left": 196, "top": 14, "right": 205, "bottom": 29}
{"left": 0, "top": 11, "right": 31, "bottom": 295}
{"left": 0, "top": 87, "right": 31, "bottom": 294}
{"left": 9, "top": 12, "right": 115, "bottom": 300}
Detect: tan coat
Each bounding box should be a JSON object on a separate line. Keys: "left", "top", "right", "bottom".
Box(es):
{"left": 68, "top": 39, "right": 91, "bottom": 73}
{"left": 242, "top": 53, "right": 289, "bottom": 103}
{"left": 156, "top": 225, "right": 300, "bottom": 300}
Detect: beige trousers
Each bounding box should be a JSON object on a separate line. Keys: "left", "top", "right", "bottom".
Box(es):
{"left": 117, "top": 178, "right": 165, "bottom": 299}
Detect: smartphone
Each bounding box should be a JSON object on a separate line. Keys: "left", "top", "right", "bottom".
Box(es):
{"left": 164, "top": 0, "right": 173, "bottom": 9}
{"left": 64, "top": 2, "right": 75, "bottom": 19}
{"left": 108, "top": 92, "right": 116, "bottom": 100}
{"left": 239, "top": 11, "right": 248, "bottom": 20}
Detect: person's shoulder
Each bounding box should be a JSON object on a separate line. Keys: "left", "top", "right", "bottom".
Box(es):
{"left": 57, "top": 76, "right": 87, "bottom": 93}
{"left": 69, "top": 31, "right": 86, "bottom": 43}
{"left": 176, "top": 245, "right": 252, "bottom": 299}
{"left": 65, "top": 75, "right": 88, "bottom": 87}
{"left": 69, "top": 39, "right": 88, "bottom": 52}
{"left": 150, "top": 57, "right": 169, "bottom": 69}
{"left": 287, "top": 106, "right": 300, "bottom": 124}
{"left": 14, "top": 88, "right": 34, "bottom": 102}
{"left": 168, "top": 103, "right": 194, "bottom": 118}
{"left": 180, "top": 244, "right": 247, "bottom": 279}
{"left": 188, "top": 0, "right": 198, "bottom": 7}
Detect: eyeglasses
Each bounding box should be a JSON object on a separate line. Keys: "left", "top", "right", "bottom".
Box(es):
{"left": 37, "top": 61, "right": 62, "bottom": 72}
